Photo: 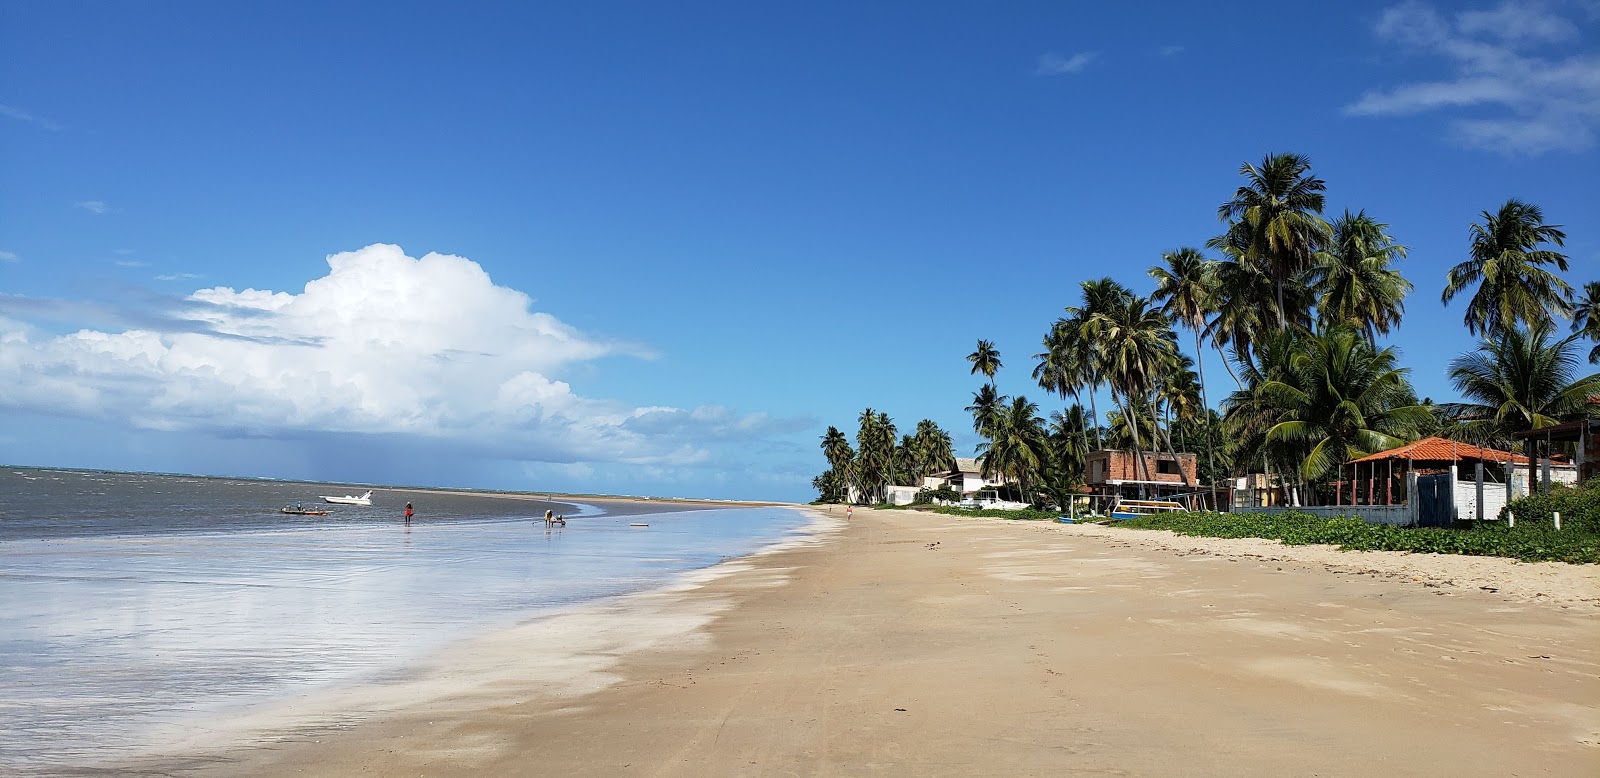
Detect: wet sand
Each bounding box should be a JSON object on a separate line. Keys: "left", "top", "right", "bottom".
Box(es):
{"left": 143, "top": 506, "right": 1598, "bottom": 776}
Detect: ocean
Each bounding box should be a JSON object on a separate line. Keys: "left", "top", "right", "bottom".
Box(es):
{"left": 0, "top": 467, "right": 812, "bottom": 774}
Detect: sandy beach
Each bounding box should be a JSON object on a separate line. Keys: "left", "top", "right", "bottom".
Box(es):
{"left": 137, "top": 506, "right": 1598, "bottom": 777}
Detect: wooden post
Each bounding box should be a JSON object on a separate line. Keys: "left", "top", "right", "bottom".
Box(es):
{"left": 1367, "top": 461, "right": 1374, "bottom": 507}
{"left": 1386, "top": 458, "right": 1393, "bottom": 505}
{"left": 1475, "top": 461, "right": 1484, "bottom": 521}
{"left": 1506, "top": 460, "right": 1515, "bottom": 503}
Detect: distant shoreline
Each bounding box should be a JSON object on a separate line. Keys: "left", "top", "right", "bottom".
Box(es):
{"left": 1, "top": 463, "right": 788, "bottom": 507}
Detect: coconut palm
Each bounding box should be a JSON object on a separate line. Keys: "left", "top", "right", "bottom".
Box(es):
{"left": 1086, "top": 294, "right": 1183, "bottom": 486}
{"left": 1310, "top": 210, "right": 1412, "bottom": 342}
{"left": 1217, "top": 152, "right": 1332, "bottom": 329}
{"left": 977, "top": 395, "right": 1049, "bottom": 503}
{"left": 1573, "top": 280, "right": 1600, "bottom": 364}
{"left": 1150, "top": 247, "right": 1220, "bottom": 480}
{"left": 820, "top": 426, "right": 856, "bottom": 501}
{"left": 1205, "top": 229, "right": 1313, "bottom": 379}
{"left": 1444, "top": 321, "right": 1600, "bottom": 493}
{"left": 1442, "top": 199, "right": 1572, "bottom": 337}
{"left": 853, "top": 409, "right": 897, "bottom": 503}
{"left": 1033, "top": 318, "right": 1092, "bottom": 458}
{"left": 965, "top": 384, "right": 1006, "bottom": 442}
{"left": 1066, "top": 278, "right": 1134, "bottom": 449}
{"left": 967, "top": 339, "right": 1002, "bottom": 386}
{"left": 1259, "top": 326, "right": 1429, "bottom": 483}
{"left": 909, "top": 419, "right": 956, "bottom": 481}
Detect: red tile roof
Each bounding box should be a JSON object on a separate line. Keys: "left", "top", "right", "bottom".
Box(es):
{"left": 1347, "top": 436, "right": 1529, "bottom": 465}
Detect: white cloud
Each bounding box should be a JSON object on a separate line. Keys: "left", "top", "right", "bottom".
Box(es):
{"left": 75, "top": 200, "right": 110, "bottom": 214}
{"left": 0, "top": 243, "right": 787, "bottom": 470}
{"left": 1160, "top": 45, "right": 1186, "bottom": 57}
{"left": 1036, "top": 52, "right": 1097, "bottom": 76}
{"left": 0, "top": 103, "right": 62, "bottom": 131}
{"left": 1346, "top": 1, "right": 1600, "bottom": 154}
{"left": 115, "top": 260, "right": 148, "bottom": 268}
{"left": 154, "top": 273, "right": 203, "bottom": 281}
{"left": 0, "top": 250, "right": 17, "bottom": 263}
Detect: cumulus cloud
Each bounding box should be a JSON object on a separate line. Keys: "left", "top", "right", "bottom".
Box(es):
{"left": 0, "top": 250, "right": 17, "bottom": 262}
{"left": 0, "top": 243, "right": 787, "bottom": 469}
{"left": 1345, "top": 0, "right": 1600, "bottom": 154}
{"left": 1036, "top": 52, "right": 1097, "bottom": 75}
{"left": 74, "top": 200, "right": 109, "bottom": 214}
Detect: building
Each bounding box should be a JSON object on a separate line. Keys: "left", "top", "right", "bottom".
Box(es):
{"left": 922, "top": 457, "right": 1002, "bottom": 497}
{"left": 1082, "top": 449, "right": 1199, "bottom": 503}
{"left": 1513, "top": 417, "right": 1597, "bottom": 487}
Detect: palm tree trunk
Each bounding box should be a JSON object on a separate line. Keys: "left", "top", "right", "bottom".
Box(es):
{"left": 1088, "top": 384, "right": 1103, "bottom": 450}
{"left": 1148, "top": 392, "right": 1192, "bottom": 489}
{"left": 1113, "top": 390, "right": 1150, "bottom": 496}
{"left": 1195, "top": 330, "right": 1217, "bottom": 489}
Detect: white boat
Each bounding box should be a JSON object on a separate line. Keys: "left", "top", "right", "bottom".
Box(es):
{"left": 957, "top": 490, "right": 1031, "bottom": 511}
{"left": 321, "top": 490, "right": 373, "bottom": 506}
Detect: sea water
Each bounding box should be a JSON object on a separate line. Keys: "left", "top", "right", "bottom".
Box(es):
{"left": 0, "top": 467, "right": 811, "bottom": 773}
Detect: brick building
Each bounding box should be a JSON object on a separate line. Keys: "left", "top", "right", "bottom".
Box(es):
{"left": 1083, "top": 449, "right": 1198, "bottom": 499}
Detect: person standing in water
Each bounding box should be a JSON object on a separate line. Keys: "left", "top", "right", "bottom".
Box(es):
{"left": 404, "top": 502, "right": 414, "bottom": 521}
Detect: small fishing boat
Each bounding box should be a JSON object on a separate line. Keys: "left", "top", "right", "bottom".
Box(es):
{"left": 321, "top": 490, "right": 373, "bottom": 506}
{"left": 630, "top": 522, "right": 649, "bottom": 527}
{"left": 280, "top": 507, "right": 329, "bottom": 516}
{"left": 1109, "top": 498, "right": 1185, "bottom": 520}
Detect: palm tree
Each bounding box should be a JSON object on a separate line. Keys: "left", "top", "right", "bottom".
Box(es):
{"left": 1150, "top": 247, "right": 1220, "bottom": 482}
{"left": 1087, "top": 294, "right": 1182, "bottom": 487}
{"left": 1572, "top": 280, "right": 1600, "bottom": 364}
{"left": 1259, "top": 326, "right": 1429, "bottom": 483}
{"left": 1033, "top": 318, "right": 1092, "bottom": 460}
{"left": 820, "top": 426, "right": 856, "bottom": 502}
{"left": 967, "top": 339, "right": 1002, "bottom": 386}
{"left": 977, "top": 395, "right": 1049, "bottom": 504}
{"left": 1067, "top": 278, "right": 1134, "bottom": 449}
{"left": 909, "top": 419, "right": 956, "bottom": 482}
{"left": 853, "top": 409, "right": 897, "bottom": 503}
{"left": 1217, "top": 152, "right": 1333, "bottom": 329}
{"left": 1310, "top": 210, "right": 1412, "bottom": 342}
{"left": 965, "top": 384, "right": 1006, "bottom": 442}
{"left": 1205, "top": 228, "right": 1313, "bottom": 380}
{"left": 1444, "top": 321, "right": 1600, "bottom": 493}
{"left": 1442, "top": 198, "right": 1572, "bottom": 337}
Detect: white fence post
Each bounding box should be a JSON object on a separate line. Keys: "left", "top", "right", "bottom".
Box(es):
{"left": 1555, "top": 511, "right": 1561, "bottom": 531}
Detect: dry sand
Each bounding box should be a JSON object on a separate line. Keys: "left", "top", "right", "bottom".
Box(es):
{"left": 135, "top": 506, "right": 1598, "bottom": 777}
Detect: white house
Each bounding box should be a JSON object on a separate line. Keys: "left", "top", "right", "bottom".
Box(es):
{"left": 924, "top": 457, "right": 1002, "bottom": 496}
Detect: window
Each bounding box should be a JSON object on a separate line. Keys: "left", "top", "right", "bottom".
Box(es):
{"left": 1156, "top": 459, "right": 1179, "bottom": 476}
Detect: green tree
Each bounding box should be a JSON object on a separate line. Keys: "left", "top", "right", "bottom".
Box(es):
{"left": 1442, "top": 199, "right": 1572, "bottom": 337}
{"left": 965, "top": 384, "right": 1006, "bottom": 443}
{"left": 1217, "top": 152, "right": 1332, "bottom": 329}
{"left": 908, "top": 419, "right": 956, "bottom": 482}
{"left": 819, "top": 426, "right": 856, "bottom": 501}
{"left": 1445, "top": 321, "right": 1600, "bottom": 493}
{"left": 1259, "top": 326, "right": 1429, "bottom": 483}
{"left": 1572, "top": 280, "right": 1600, "bottom": 365}
{"left": 1087, "top": 294, "right": 1184, "bottom": 487}
{"left": 1066, "top": 278, "right": 1134, "bottom": 448}
{"left": 1310, "top": 210, "right": 1412, "bottom": 342}
{"left": 1033, "top": 318, "right": 1093, "bottom": 460}
{"left": 977, "top": 395, "right": 1049, "bottom": 504}
{"left": 967, "top": 339, "right": 1002, "bottom": 386}
{"left": 1150, "top": 247, "right": 1220, "bottom": 480}
{"left": 853, "top": 409, "right": 897, "bottom": 503}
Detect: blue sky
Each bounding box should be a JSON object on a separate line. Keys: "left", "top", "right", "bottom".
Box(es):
{"left": 2, "top": 1, "right": 1596, "bottom": 502}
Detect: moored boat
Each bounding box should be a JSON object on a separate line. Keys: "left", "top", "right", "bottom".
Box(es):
{"left": 1109, "top": 498, "right": 1185, "bottom": 520}
{"left": 280, "top": 507, "right": 329, "bottom": 516}
{"left": 321, "top": 490, "right": 373, "bottom": 506}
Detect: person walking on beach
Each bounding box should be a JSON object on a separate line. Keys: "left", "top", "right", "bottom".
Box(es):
{"left": 404, "top": 502, "right": 414, "bottom": 521}
{"left": 846, "top": 506, "right": 853, "bottom": 521}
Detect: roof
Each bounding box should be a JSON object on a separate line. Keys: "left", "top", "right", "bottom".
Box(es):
{"left": 953, "top": 457, "right": 982, "bottom": 473}
{"left": 1347, "top": 436, "right": 1528, "bottom": 465}
{"left": 1513, "top": 417, "right": 1598, "bottom": 441}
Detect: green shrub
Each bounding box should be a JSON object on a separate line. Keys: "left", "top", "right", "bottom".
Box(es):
{"left": 1114, "top": 511, "right": 1598, "bottom": 564}
{"left": 1499, "top": 481, "right": 1600, "bottom": 534}
{"left": 915, "top": 485, "right": 961, "bottom": 505}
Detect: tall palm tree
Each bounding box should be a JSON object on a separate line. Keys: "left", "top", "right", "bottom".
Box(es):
{"left": 1033, "top": 318, "right": 1092, "bottom": 459}
{"left": 1150, "top": 247, "right": 1220, "bottom": 481}
{"left": 1087, "top": 294, "right": 1182, "bottom": 486}
{"left": 1260, "top": 326, "right": 1429, "bottom": 482}
{"left": 967, "top": 339, "right": 1002, "bottom": 386}
{"left": 1067, "top": 278, "right": 1134, "bottom": 449}
{"left": 853, "top": 408, "right": 897, "bottom": 503}
{"left": 965, "top": 384, "right": 1006, "bottom": 442}
{"left": 909, "top": 419, "right": 957, "bottom": 481}
{"left": 1205, "top": 228, "right": 1313, "bottom": 380}
{"left": 820, "top": 426, "right": 856, "bottom": 502}
{"left": 1572, "top": 280, "right": 1600, "bottom": 365}
{"left": 1444, "top": 321, "right": 1600, "bottom": 493}
{"left": 977, "top": 395, "right": 1049, "bottom": 503}
{"left": 1442, "top": 198, "right": 1572, "bottom": 337}
{"left": 1217, "top": 152, "right": 1332, "bottom": 329}
{"left": 1310, "top": 210, "right": 1412, "bottom": 342}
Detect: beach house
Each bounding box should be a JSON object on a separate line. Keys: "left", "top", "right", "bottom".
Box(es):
{"left": 921, "top": 457, "right": 1002, "bottom": 497}
{"left": 1082, "top": 449, "right": 1198, "bottom": 502}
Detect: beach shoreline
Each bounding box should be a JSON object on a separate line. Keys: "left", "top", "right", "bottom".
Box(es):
{"left": 127, "top": 505, "right": 1598, "bottom": 777}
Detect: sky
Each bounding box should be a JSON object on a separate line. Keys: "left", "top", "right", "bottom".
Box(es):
{"left": 1, "top": 1, "right": 1597, "bottom": 502}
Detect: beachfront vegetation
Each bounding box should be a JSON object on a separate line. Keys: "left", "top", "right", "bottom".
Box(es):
{"left": 1116, "top": 510, "right": 1600, "bottom": 564}
{"left": 814, "top": 151, "right": 1598, "bottom": 512}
